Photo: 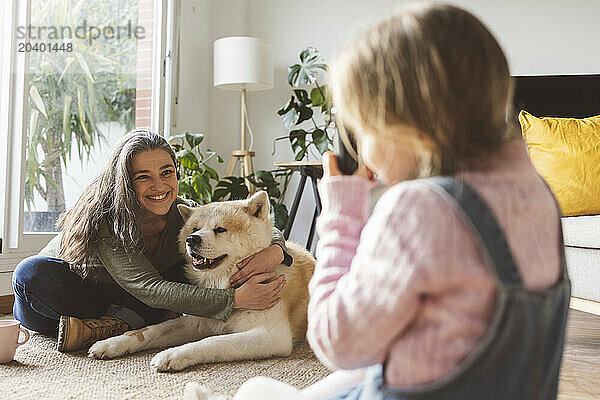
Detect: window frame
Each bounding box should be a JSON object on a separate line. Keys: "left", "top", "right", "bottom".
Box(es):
{"left": 0, "top": 0, "right": 175, "bottom": 280}
{"left": 0, "top": 0, "right": 34, "bottom": 267}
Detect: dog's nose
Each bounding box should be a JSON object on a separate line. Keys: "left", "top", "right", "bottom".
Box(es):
{"left": 186, "top": 235, "right": 202, "bottom": 247}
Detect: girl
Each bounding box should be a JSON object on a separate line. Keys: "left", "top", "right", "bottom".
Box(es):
{"left": 12, "top": 129, "right": 290, "bottom": 352}
{"left": 234, "top": 2, "right": 569, "bottom": 399}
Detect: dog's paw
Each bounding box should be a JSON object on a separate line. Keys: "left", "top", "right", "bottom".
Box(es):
{"left": 151, "top": 348, "right": 193, "bottom": 372}
{"left": 88, "top": 336, "right": 133, "bottom": 359}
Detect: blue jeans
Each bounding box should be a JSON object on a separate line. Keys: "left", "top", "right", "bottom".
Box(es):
{"left": 12, "top": 255, "right": 172, "bottom": 335}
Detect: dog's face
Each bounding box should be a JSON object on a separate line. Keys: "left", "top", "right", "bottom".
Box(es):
{"left": 177, "top": 191, "right": 273, "bottom": 288}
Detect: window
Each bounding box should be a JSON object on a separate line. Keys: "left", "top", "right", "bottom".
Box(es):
{"left": 23, "top": 0, "right": 158, "bottom": 232}
{"left": 0, "top": 0, "right": 172, "bottom": 292}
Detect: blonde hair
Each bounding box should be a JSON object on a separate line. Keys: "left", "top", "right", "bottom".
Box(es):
{"left": 331, "top": 2, "right": 518, "bottom": 176}
{"left": 57, "top": 129, "right": 178, "bottom": 278}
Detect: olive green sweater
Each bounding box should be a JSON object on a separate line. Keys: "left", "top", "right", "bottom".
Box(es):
{"left": 38, "top": 197, "right": 288, "bottom": 322}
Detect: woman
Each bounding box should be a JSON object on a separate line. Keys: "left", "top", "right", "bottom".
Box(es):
{"left": 12, "top": 129, "right": 291, "bottom": 352}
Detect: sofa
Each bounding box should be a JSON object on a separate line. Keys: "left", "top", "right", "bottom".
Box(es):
{"left": 562, "top": 216, "right": 600, "bottom": 303}
{"left": 514, "top": 74, "right": 600, "bottom": 313}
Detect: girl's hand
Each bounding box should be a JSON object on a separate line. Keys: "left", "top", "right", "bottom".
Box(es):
{"left": 322, "top": 151, "right": 375, "bottom": 181}
{"left": 229, "top": 244, "right": 284, "bottom": 287}
{"left": 233, "top": 272, "right": 286, "bottom": 310}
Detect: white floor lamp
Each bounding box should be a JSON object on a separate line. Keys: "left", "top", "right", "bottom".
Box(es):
{"left": 214, "top": 36, "right": 274, "bottom": 195}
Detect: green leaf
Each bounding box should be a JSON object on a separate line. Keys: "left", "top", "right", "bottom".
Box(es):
{"left": 281, "top": 107, "right": 299, "bottom": 129}
{"left": 57, "top": 57, "right": 74, "bottom": 85}
{"left": 289, "top": 129, "right": 308, "bottom": 160}
{"left": 293, "top": 89, "right": 311, "bottom": 106}
{"left": 204, "top": 166, "right": 219, "bottom": 181}
{"left": 62, "top": 95, "right": 72, "bottom": 157}
{"left": 273, "top": 202, "right": 288, "bottom": 231}
{"left": 192, "top": 173, "right": 212, "bottom": 203}
{"left": 297, "top": 105, "right": 313, "bottom": 125}
{"left": 310, "top": 85, "right": 328, "bottom": 107}
{"left": 202, "top": 170, "right": 215, "bottom": 199}
{"left": 245, "top": 175, "right": 261, "bottom": 188}
{"left": 74, "top": 52, "right": 94, "bottom": 83}
{"left": 213, "top": 188, "right": 229, "bottom": 202}
{"left": 247, "top": 169, "right": 281, "bottom": 200}
{"left": 279, "top": 91, "right": 312, "bottom": 127}
{"left": 29, "top": 85, "right": 48, "bottom": 120}
{"left": 28, "top": 110, "right": 39, "bottom": 155}
{"left": 286, "top": 64, "right": 301, "bottom": 87}
{"left": 278, "top": 96, "right": 299, "bottom": 129}
{"left": 185, "top": 132, "right": 204, "bottom": 149}
{"left": 311, "top": 128, "right": 330, "bottom": 154}
{"left": 76, "top": 86, "right": 90, "bottom": 143}
{"left": 286, "top": 47, "right": 327, "bottom": 87}
{"left": 277, "top": 96, "right": 295, "bottom": 116}
{"left": 216, "top": 176, "right": 249, "bottom": 201}
{"left": 267, "top": 185, "right": 280, "bottom": 199}
{"left": 86, "top": 78, "right": 98, "bottom": 136}
{"left": 294, "top": 149, "right": 306, "bottom": 161}
{"left": 256, "top": 170, "right": 275, "bottom": 185}
{"left": 39, "top": 169, "right": 62, "bottom": 195}
{"left": 170, "top": 142, "right": 183, "bottom": 152}
{"left": 177, "top": 149, "right": 199, "bottom": 169}
{"left": 178, "top": 180, "right": 196, "bottom": 202}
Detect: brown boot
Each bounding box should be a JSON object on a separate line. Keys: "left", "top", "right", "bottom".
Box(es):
{"left": 57, "top": 316, "right": 129, "bottom": 352}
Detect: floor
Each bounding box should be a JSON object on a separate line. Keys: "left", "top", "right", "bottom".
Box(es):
{"left": 1, "top": 309, "right": 599, "bottom": 399}
{"left": 558, "top": 309, "right": 600, "bottom": 399}
{"left": 0, "top": 319, "right": 330, "bottom": 400}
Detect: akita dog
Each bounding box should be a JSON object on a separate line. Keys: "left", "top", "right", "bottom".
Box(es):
{"left": 88, "top": 191, "right": 315, "bottom": 372}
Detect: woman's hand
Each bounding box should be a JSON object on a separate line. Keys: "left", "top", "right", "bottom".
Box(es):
{"left": 164, "top": 310, "right": 182, "bottom": 320}
{"left": 229, "top": 244, "right": 284, "bottom": 287}
{"left": 322, "top": 151, "right": 375, "bottom": 180}
{"left": 233, "top": 272, "right": 286, "bottom": 310}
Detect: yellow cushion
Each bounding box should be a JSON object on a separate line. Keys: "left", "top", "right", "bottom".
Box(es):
{"left": 519, "top": 110, "right": 600, "bottom": 216}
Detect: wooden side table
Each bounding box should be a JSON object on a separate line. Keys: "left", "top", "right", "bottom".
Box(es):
{"left": 274, "top": 161, "right": 323, "bottom": 252}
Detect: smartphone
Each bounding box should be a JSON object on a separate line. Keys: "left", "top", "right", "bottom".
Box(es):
{"left": 334, "top": 126, "right": 359, "bottom": 175}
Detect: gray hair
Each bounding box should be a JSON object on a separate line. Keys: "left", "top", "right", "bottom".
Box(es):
{"left": 58, "top": 128, "right": 178, "bottom": 278}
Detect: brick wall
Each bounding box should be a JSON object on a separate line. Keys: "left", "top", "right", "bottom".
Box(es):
{"left": 135, "top": 0, "right": 154, "bottom": 128}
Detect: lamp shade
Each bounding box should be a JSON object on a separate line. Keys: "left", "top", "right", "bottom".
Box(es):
{"left": 214, "top": 36, "right": 273, "bottom": 91}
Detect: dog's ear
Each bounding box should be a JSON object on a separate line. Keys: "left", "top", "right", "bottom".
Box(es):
{"left": 177, "top": 204, "right": 195, "bottom": 221}
{"left": 245, "top": 191, "right": 269, "bottom": 219}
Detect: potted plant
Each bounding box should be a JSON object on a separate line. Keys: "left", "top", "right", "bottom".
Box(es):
{"left": 275, "top": 47, "right": 336, "bottom": 160}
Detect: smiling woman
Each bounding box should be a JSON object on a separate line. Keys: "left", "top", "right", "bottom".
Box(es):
{"left": 132, "top": 150, "right": 179, "bottom": 218}
{"left": 11, "top": 129, "right": 291, "bottom": 353}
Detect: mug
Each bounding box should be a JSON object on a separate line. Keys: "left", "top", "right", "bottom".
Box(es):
{"left": 0, "top": 319, "right": 30, "bottom": 363}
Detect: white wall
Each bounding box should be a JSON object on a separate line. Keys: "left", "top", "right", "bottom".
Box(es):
{"left": 176, "top": 0, "right": 600, "bottom": 247}
{"left": 450, "top": 0, "right": 599, "bottom": 76}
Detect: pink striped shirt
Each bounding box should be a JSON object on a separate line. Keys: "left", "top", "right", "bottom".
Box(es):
{"left": 307, "top": 138, "right": 561, "bottom": 388}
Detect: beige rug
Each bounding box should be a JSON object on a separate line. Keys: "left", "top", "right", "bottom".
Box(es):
{"left": 0, "top": 316, "right": 332, "bottom": 400}
{"left": 3, "top": 310, "right": 598, "bottom": 399}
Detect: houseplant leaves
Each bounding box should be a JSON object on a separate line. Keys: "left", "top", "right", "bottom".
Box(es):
{"left": 287, "top": 47, "right": 327, "bottom": 87}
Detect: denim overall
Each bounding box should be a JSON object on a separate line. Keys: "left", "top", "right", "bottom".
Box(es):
{"left": 332, "top": 177, "right": 571, "bottom": 400}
